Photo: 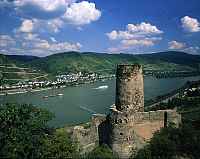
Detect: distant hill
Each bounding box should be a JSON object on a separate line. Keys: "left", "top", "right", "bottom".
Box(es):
{"left": 7, "top": 55, "right": 39, "bottom": 63}
{"left": 0, "top": 54, "right": 43, "bottom": 84}
{"left": 28, "top": 51, "right": 200, "bottom": 75}
{"left": 1, "top": 51, "right": 200, "bottom": 75}
{"left": 0, "top": 54, "right": 13, "bottom": 65}
{"left": 0, "top": 54, "right": 39, "bottom": 66}
{"left": 137, "top": 51, "right": 200, "bottom": 68}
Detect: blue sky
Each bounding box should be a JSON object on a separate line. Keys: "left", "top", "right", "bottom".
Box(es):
{"left": 0, "top": 0, "right": 200, "bottom": 56}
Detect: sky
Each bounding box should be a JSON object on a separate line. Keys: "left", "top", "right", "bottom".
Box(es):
{"left": 0, "top": 0, "right": 200, "bottom": 57}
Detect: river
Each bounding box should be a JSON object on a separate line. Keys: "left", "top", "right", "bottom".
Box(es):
{"left": 0, "top": 76, "right": 200, "bottom": 127}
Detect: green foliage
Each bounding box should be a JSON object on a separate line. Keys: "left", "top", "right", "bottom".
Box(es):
{"left": 0, "top": 51, "right": 200, "bottom": 82}
{"left": 29, "top": 51, "right": 199, "bottom": 75}
{"left": 2, "top": 51, "right": 199, "bottom": 76}
{"left": 133, "top": 124, "right": 200, "bottom": 159}
{"left": 0, "top": 103, "right": 80, "bottom": 159}
{"left": 0, "top": 103, "right": 54, "bottom": 159}
{"left": 149, "top": 129, "right": 176, "bottom": 159}
{"left": 40, "top": 128, "right": 78, "bottom": 159}
{"left": 147, "top": 95, "right": 200, "bottom": 123}
{"left": 86, "top": 144, "right": 118, "bottom": 159}
{"left": 133, "top": 145, "right": 152, "bottom": 159}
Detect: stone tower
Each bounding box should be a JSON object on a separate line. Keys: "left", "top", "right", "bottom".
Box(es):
{"left": 72, "top": 64, "right": 181, "bottom": 159}
{"left": 109, "top": 64, "right": 145, "bottom": 158}
{"left": 115, "top": 64, "right": 144, "bottom": 112}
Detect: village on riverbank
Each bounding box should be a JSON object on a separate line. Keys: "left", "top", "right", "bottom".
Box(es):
{"left": 0, "top": 71, "right": 115, "bottom": 95}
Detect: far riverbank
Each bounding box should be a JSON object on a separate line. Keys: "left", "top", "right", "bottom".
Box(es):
{"left": 0, "top": 77, "right": 114, "bottom": 96}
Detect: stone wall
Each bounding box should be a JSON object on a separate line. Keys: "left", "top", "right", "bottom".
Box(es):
{"left": 132, "top": 110, "right": 181, "bottom": 141}
{"left": 70, "top": 64, "right": 181, "bottom": 159}
{"left": 108, "top": 105, "right": 181, "bottom": 158}
{"left": 71, "top": 107, "right": 181, "bottom": 158}
{"left": 71, "top": 114, "right": 107, "bottom": 154}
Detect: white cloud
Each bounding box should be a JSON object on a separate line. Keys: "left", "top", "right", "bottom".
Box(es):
{"left": 106, "top": 31, "right": 118, "bottom": 40}
{"left": 183, "top": 46, "right": 200, "bottom": 54}
{"left": 106, "top": 30, "right": 134, "bottom": 40}
{"left": 4, "top": 0, "right": 102, "bottom": 34}
{"left": 106, "top": 22, "right": 163, "bottom": 52}
{"left": 12, "top": 1, "right": 101, "bottom": 36}
{"left": 63, "top": 1, "right": 101, "bottom": 25}
{"left": 49, "top": 42, "right": 82, "bottom": 52}
{"left": 106, "top": 22, "right": 163, "bottom": 41}
{"left": 16, "top": 2, "right": 101, "bottom": 34}
{"left": 14, "top": 0, "right": 75, "bottom": 12}
{"left": 46, "top": 18, "right": 64, "bottom": 33}
{"left": 108, "top": 38, "right": 159, "bottom": 53}
{"left": 23, "top": 33, "right": 39, "bottom": 41}
{"left": 1, "top": 33, "right": 82, "bottom": 56}
{"left": 181, "top": 16, "right": 200, "bottom": 32}
{"left": 168, "top": 41, "right": 186, "bottom": 49}
{"left": 22, "top": 40, "right": 82, "bottom": 56}
{"left": 127, "top": 23, "right": 163, "bottom": 35}
{"left": 33, "top": 39, "right": 50, "bottom": 49}
{"left": 121, "top": 39, "right": 154, "bottom": 48}
{"left": 0, "top": 35, "right": 16, "bottom": 47}
{"left": 17, "top": 18, "right": 64, "bottom": 33}
{"left": 19, "top": 19, "right": 34, "bottom": 33}
{"left": 20, "top": 33, "right": 82, "bottom": 54}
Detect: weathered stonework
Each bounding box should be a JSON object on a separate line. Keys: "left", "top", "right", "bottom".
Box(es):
{"left": 71, "top": 114, "right": 107, "bottom": 154}
{"left": 70, "top": 64, "right": 181, "bottom": 159}
{"left": 115, "top": 64, "right": 144, "bottom": 112}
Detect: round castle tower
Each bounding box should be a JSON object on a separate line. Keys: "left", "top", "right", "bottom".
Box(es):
{"left": 109, "top": 64, "right": 144, "bottom": 158}
{"left": 115, "top": 64, "right": 144, "bottom": 112}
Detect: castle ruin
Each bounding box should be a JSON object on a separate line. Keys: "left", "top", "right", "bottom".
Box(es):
{"left": 71, "top": 64, "right": 181, "bottom": 158}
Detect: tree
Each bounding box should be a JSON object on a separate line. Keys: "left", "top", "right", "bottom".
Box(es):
{"left": 149, "top": 132, "right": 176, "bottom": 159}
{"left": 132, "top": 145, "right": 152, "bottom": 159}
{"left": 40, "top": 128, "right": 78, "bottom": 159}
{"left": 133, "top": 124, "right": 200, "bottom": 159}
{"left": 0, "top": 103, "right": 54, "bottom": 159}
{"left": 0, "top": 73, "right": 4, "bottom": 85}
{"left": 0, "top": 103, "right": 80, "bottom": 159}
{"left": 86, "top": 144, "right": 118, "bottom": 159}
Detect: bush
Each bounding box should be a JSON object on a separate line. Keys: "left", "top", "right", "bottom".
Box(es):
{"left": 0, "top": 103, "right": 78, "bottom": 159}
{"left": 86, "top": 144, "right": 118, "bottom": 159}
{"left": 40, "top": 128, "right": 78, "bottom": 159}
{"left": 0, "top": 103, "right": 54, "bottom": 158}
{"left": 134, "top": 124, "right": 200, "bottom": 159}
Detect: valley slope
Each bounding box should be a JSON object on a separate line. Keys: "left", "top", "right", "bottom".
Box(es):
{"left": 1, "top": 51, "right": 200, "bottom": 78}
{"left": 28, "top": 51, "right": 200, "bottom": 75}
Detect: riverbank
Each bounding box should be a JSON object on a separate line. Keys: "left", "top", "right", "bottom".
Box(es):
{"left": 0, "top": 87, "right": 53, "bottom": 96}
{"left": 0, "top": 77, "right": 114, "bottom": 96}
{"left": 145, "top": 79, "right": 200, "bottom": 110}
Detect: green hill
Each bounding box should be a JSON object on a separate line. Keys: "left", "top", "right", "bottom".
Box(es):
{"left": 0, "top": 54, "right": 39, "bottom": 65}
{"left": 28, "top": 51, "right": 200, "bottom": 75}
{"left": 0, "top": 54, "right": 44, "bottom": 84}
{"left": 1, "top": 51, "right": 200, "bottom": 76}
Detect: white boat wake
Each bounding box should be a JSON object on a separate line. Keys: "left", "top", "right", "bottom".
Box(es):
{"left": 93, "top": 85, "right": 108, "bottom": 90}
{"left": 79, "top": 106, "right": 97, "bottom": 114}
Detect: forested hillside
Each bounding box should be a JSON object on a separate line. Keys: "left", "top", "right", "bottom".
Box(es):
{"left": 1, "top": 51, "right": 200, "bottom": 75}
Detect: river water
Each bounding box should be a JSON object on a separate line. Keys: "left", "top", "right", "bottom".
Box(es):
{"left": 0, "top": 76, "right": 199, "bottom": 127}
